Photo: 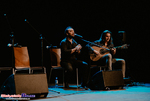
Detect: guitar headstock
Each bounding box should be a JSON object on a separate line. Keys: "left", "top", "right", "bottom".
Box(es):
{"left": 121, "top": 44, "right": 130, "bottom": 49}
{"left": 116, "top": 44, "right": 130, "bottom": 49}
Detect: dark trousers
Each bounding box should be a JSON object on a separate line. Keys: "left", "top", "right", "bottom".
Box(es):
{"left": 61, "top": 59, "right": 90, "bottom": 86}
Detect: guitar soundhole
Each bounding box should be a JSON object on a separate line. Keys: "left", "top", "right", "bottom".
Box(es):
{"left": 100, "top": 49, "right": 105, "bottom": 54}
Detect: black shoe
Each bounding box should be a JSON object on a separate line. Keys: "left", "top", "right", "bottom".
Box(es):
{"left": 81, "top": 82, "right": 88, "bottom": 87}
{"left": 80, "top": 85, "right": 89, "bottom": 90}
{"left": 81, "top": 83, "right": 89, "bottom": 90}
{"left": 84, "top": 87, "right": 89, "bottom": 90}
{"left": 81, "top": 85, "right": 86, "bottom": 88}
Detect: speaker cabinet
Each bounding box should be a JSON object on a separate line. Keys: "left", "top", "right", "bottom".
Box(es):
{"left": 88, "top": 71, "right": 124, "bottom": 90}
{"left": 0, "top": 74, "right": 48, "bottom": 98}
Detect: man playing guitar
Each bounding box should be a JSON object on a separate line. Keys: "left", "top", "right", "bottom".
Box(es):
{"left": 88, "top": 30, "right": 126, "bottom": 78}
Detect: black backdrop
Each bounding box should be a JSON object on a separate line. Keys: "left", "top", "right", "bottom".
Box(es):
{"left": 0, "top": 1, "right": 150, "bottom": 82}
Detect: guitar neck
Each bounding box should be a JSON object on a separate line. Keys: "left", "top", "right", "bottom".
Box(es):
{"left": 114, "top": 46, "right": 122, "bottom": 49}
{"left": 114, "top": 44, "right": 128, "bottom": 49}
{"left": 94, "top": 44, "right": 110, "bottom": 50}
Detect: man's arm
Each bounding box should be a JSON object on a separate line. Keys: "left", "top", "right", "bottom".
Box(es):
{"left": 86, "top": 42, "right": 100, "bottom": 55}
{"left": 61, "top": 42, "right": 82, "bottom": 54}
{"left": 61, "top": 42, "right": 72, "bottom": 54}
{"left": 74, "top": 44, "right": 82, "bottom": 54}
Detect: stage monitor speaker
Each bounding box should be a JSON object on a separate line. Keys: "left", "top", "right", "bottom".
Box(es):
{"left": 88, "top": 71, "right": 124, "bottom": 90}
{"left": 0, "top": 74, "right": 48, "bottom": 98}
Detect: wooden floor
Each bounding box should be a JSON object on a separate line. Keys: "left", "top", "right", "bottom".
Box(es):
{"left": 31, "top": 83, "right": 150, "bottom": 101}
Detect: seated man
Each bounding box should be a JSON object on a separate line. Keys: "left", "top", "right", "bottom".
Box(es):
{"left": 60, "top": 26, "right": 90, "bottom": 88}
{"left": 87, "top": 30, "right": 126, "bottom": 78}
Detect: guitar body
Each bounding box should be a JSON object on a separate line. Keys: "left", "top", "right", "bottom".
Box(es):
{"left": 90, "top": 44, "right": 129, "bottom": 61}
{"left": 90, "top": 46, "right": 110, "bottom": 61}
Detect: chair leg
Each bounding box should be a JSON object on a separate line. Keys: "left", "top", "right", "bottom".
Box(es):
{"left": 104, "top": 67, "right": 106, "bottom": 71}
{"left": 63, "top": 69, "right": 65, "bottom": 87}
{"left": 13, "top": 68, "right": 15, "bottom": 74}
{"left": 30, "top": 69, "right": 33, "bottom": 74}
{"left": 49, "top": 68, "right": 53, "bottom": 83}
{"left": 44, "top": 67, "right": 46, "bottom": 73}
{"left": 76, "top": 68, "right": 78, "bottom": 88}
{"left": 100, "top": 67, "right": 101, "bottom": 71}
{"left": 29, "top": 68, "right": 31, "bottom": 74}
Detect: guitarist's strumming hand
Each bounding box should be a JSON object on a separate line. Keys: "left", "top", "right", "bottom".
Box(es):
{"left": 93, "top": 50, "right": 100, "bottom": 55}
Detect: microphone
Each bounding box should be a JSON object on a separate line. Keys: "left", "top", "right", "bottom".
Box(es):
{"left": 4, "top": 14, "right": 6, "bottom": 16}
{"left": 25, "top": 19, "right": 29, "bottom": 23}
{"left": 74, "top": 33, "right": 83, "bottom": 38}
{"left": 46, "top": 45, "right": 57, "bottom": 49}
{"left": 7, "top": 43, "right": 22, "bottom": 47}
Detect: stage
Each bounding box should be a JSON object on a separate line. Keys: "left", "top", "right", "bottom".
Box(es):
{"left": 0, "top": 72, "right": 150, "bottom": 100}
{"left": 31, "top": 83, "right": 150, "bottom": 101}
{"left": 0, "top": 1, "right": 150, "bottom": 101}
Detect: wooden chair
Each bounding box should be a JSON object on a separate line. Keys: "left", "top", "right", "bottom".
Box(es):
{"left": 13, "top": 47, "right": 46, "bottom": 74}
{"left": 82, "top": 51, "right": 108, "bottom": 79}
{"left": 89, "top": 56, "right": 116, "bottom": 74}
{"left": 90, "top": 65, "right": 107, "bottom": 71}
{"left": 84, "top": 51, "right": 107, "bottom": 70}
{"left": 49, "top": 48, "right": 79, "bottom": 88}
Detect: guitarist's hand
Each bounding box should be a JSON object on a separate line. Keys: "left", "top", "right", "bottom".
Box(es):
{"left": 93, "top": 50, "right": 100, "bottom": 55}
{"left": 111, "top": 48, "right": 116, "bottom": 55}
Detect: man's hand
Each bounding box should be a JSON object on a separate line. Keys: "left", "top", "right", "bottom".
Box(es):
{"left": 71, "top": 44, "right": 82, "bottom": 54}
{"left": 76, "top": 44, "right": 82, "bottom": 51}
{"left": 111, "top": 48, "right": 116, "bottom": 55}
{"left": 76, "top": 44, "right": 82, "bottom": 53}
{"left": 93, "top": 50, "right": 100, "bottom": 55}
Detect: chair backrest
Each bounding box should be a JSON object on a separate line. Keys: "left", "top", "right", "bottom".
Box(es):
{"left": 50, "top": 48, "right": 61, "bottom": 67}
{"left": 13, "top": 47, "right": 30, "bottom": 68}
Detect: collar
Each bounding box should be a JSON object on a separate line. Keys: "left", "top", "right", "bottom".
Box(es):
{"left": 66, "top": 37, "right": 76, "bottom": 44}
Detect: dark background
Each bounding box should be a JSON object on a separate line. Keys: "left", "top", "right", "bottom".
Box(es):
{"left": 0, "top": 1, "right": 150, "bottom": 83}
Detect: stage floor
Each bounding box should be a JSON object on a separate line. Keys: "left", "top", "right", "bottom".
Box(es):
{"left": 31, "top": 83, "right": 150, "bottom": 101}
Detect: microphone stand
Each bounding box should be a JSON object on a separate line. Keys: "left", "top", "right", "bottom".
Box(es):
{"left": 10, "top": 34, "right": 15, "bottom": 74}
{"left": 40, "top": 34, "right": 44, "bottom": 69}
{"left": 78, "top": 37, "right": 110, "bottom": 50}
{"left": 4, "top": 14, "right": 15, "bottom": 74}
{"left": 24, "top": 19, "right": 52, "bottom": 70}
{"left": 24, "top": 19, "right": 60, "bottom": 94}
{"left": 25, "top": 19, "right": 43, "bottom": 69}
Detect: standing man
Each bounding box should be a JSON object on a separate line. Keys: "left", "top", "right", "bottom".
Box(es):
{"left": 87, "top": 30, "right": 126, "bottom": 78}
{"left": 60, "top": 26, "right": 89, "bottom": 88}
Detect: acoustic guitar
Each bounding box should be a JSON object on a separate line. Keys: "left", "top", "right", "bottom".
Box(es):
{"left": 90, "top": 44, "right": 129, "bottom": 61}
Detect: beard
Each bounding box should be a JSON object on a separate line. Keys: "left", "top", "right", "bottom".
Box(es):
{"left": 67, "top": 34, "right": 74, "bottom": 38}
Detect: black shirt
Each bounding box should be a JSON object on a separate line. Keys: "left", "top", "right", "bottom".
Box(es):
{"left": 60, "top": 37, "right": 79, "bottom": 62}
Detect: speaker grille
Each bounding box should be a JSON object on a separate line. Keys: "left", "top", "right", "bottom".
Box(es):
{"left": 14, "top": 74, "right": 48, "bottom": 94}
{"left": 103, "top": 71, "right": 124, "bottom": 87}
